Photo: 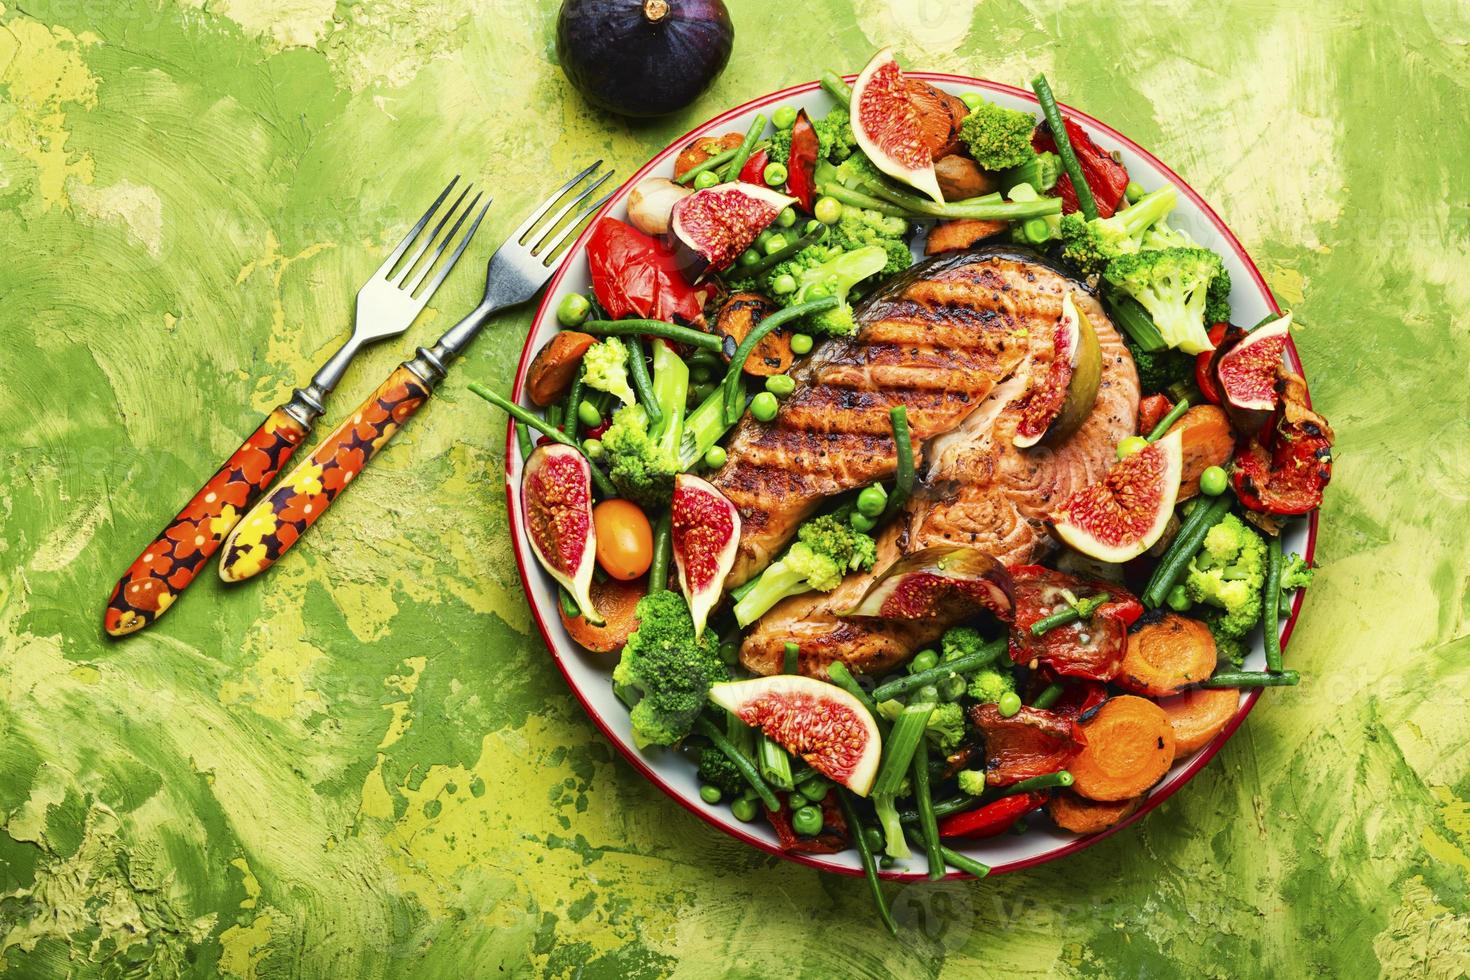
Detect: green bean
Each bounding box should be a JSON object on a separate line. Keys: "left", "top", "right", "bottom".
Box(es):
{"left": 516, "top": 422, "right": 534, "bottom": 460}
{"left": 783, "top": 641, "right": 799, "bottom": 675}
{"left": 870, "top": 640, "right": 1006, "bottom": 702}
{"left": 872, "top": 701, "right": 934, "bottom": 798}
{"left": 937, "top": 843, "right": 990, "bottom": 879}
{"left": 1031, "top": 74, "right": 1098, "bottom": 221}
{"left": 625, "top": 335, "right": 661, "bottom": 428}
{"left": 563, "top": 364, "right": 586, "bottom": 441}
{"left": 882, "top": 406, "right": 914, "bottom": 520}
{"left": 558, "top": 588, "right": 580, "bottom": 619}
{"left": 825, "top": 662, "right": 882, "bottom": 720}
{"left": 467, "top": 383, "right": 616, "bottom": 496}
{"left": 820, "top": 69, "right": 852, "bottom": 107}
{"left": 1199, "top": 670, "right": 1300, "bottom": 689}
{"left": 723, "top": 113, "right": 768, "bottom": 183}
{"left": 1146, "top": 397, "right": 1191, "bottom": 442}
{"left": 1030, "top": 592, "right": 1111, "bottom": 636}
{"left": 817, "top": 182, "right": 911, "bottom": 218}
{"left": 580, "top": 319, "right": 725, "bottom": 352}
{"left": 676, "top": 146, "right": 739, "bottom": 186}
{"left": 1142, "top": 494, "right": 1233, "bottom": 608}
{"left": 694, "top": 716, "right": 780, "bottom": 811}
{"left": 648, "top": 510, "right": 673, "bottom": 592}
{"left": 911, "top": 740, "right": 946, "bottom": 881}
{"left": 1000, "top": 771, "right": 1073, "bottom": 796}
{"left": 545, "top": 402, "right": 564, "bottom": 429}
{"left": 1264, "top": 536, "right": 1284, "bottom": 673}
{"left": 721, "top": 298, "right": 839, "bottom": 424}
{"left": 1031, "top": 682, "right": 1064, "bottom": 709}
{"left": 899, "top": 794, "right": 980, "bottom": 825}
{"left": 837, "top": 789, "right": 897, "bottom": 935}
{"left": 858, "top": 175, "right": 1060, "bottom": 222}
{"left": 733, "top": 224, "right": 827, "bottom": 280}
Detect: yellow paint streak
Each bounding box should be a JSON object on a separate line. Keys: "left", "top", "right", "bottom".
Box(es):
{"left": 231, "top": 857, "right": 262, "bottom": 910}
{"left": 0, "top": 9, "right": 98, "bottom": 209}
{"left": 236, "top": 233, "right": 337, "bottom": 412}
{"left": 379, "top": 655, "right": 426, "bottom": 749}
{"left": 1371, "top": 876, "right": 1470, "bottom": 977}
{"left": 218, "top": 558, "right": 329, "bottom": 727}
{"left": 69, "top": 178, "right": 165, "bottom": 256}
{"left": 184, "top": 0, "right": 335, "bottom": 49}
{"left": 218, "top": 912, "right": 276, "bottom": 979}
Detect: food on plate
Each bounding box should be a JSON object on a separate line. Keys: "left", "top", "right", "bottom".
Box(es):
{"left": 482, "top": 52, "right": 1329, "bottom": 914}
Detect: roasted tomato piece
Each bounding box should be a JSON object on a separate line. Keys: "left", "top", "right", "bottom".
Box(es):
{"left": 1196, "top": 322, "right": 1235, "bottom": 405}
{"left": 586, "top": 218, "right": 704, "bottom": 324}
{"left": 737, "top": 147, "right": 770, "bottom": 186}
{"left": 938, "top": 792, "right": 1048, "bottom": 839}
{"left": 1008, "top": 565, "right": 1138, "bottom": 682}
{"left": 1232, "top": 369, "right": 1334, "bottom": 515}
{"left": 785, "top": 109, "right": 821, "bottom": 212}
{"left": 971, "top": 703, "right": 1085, "bottom": 788}
{"left": 764, "top": 794, "right": 849, "bottom": 854}
{"left": 1032, "top": 119, "right": 1129, "bottom": 218}
{"left": 1137, "top": 394, "right": 1173, "bottom": 435}
{"left": 1047, "top": 680, "right": 1109, "bottom": 721}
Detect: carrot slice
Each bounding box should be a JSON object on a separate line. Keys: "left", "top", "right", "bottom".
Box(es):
{"left": 925, "top": 219, "right": 1008, "bottom": 255}
{"left": 673, "top": 132, "right": 743, "bottom": 180}
{"left": 559, "top": 575, "right": 645, "bottom": 653}
{"left": 715, "top": 293, "right": 792, "bottom": 376}
{"left": 1156, "top": 687, "right": 1239, "bottom": 756}
{"left": 1047, "top": 790, "right": 1143, "bottom": 834}
{"left": 1117, "top": 613, "right": 1217, "bottom": 697}
{"left": 527, "top": 331, "right": 597, "bottom": 407}
{"left": 1169, "top": 405, "right": 1235, "bottom": 500}
{"left": 1069, "top": 696, "right": 1175, "bottom": 802}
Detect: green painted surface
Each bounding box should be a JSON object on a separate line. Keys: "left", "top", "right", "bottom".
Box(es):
{"left": 1, "top": 0, "right": 1467, "bottom": 975}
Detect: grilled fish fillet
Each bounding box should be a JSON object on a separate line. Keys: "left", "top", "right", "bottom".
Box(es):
{"left": 736, "top": 249, "right": 1139, "bottom": 678}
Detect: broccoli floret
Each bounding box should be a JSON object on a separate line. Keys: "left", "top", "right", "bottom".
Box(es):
{"left": 958, "top": 100, "right": 1038, "bottom": 171}
{"left": 581, "top": 337, "right": 635, "bottom": 406}
{"left": 1280, "top": 554, "right": 1314, "bottom": 594}
{"left": 697, "top": 746, "right": 746, "bottom": 797}
{"left": 1140, "top": 217, "right": 1196, "bottom": 251}
{"left": 1058, "top": 186, "right": 1179, "bottom": 278}
{"left": 1002, "top": 150, "right": 1061, "bottom": 195}
{"left": 613, "top": 591, "right": 728, "bottom": 748}
{"left": 768, "top": 243, "right": 889, "bottom": 337}
{"left": 1104, "top": 247, "right": 1225, "bottom": 355}
{"left": 1185, "top": 513, "right": 1268, "bottom": 641}
{"left": 829, "top": 207, "right": 912, "bottom": 277}
{"left": 1125, "top": 339, "right": 1194, "bottom": 395}
{"left": 733, "top": 514, "right": 877, "bottom": 626}
{"left": 875, "top": 699, "right": 967, "bottom": 754}
{"left": 600, "top": 404, "right": 676, "bottom": 508}
{"left": 814, "top": 105, "right": 857, "bottom": 162}
{"left": 1205, "top": 265, "right": 1232, "bottom": 326}
{"left": 1212, "top": 628, "right": 1250, "bottom": 668}
{"left": 940, "top": 626, "right": 989, "bottom": 663}
{"left": 967, "top": 666, "right": 1015, "bottom": 705}
{"left": 765, "top": 128, "right": 793, "bottom": 166}
{"left": 957, "top": 769, "right": 987, "bottom": 797}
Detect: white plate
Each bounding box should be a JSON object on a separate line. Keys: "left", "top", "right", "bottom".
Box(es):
{"left": 504, "top": 74, "right": 1316, "bottom": 880}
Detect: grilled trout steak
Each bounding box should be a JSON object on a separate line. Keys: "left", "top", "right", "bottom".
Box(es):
{"left": 735, "top": 249, "right": 1140, "bottom": 678}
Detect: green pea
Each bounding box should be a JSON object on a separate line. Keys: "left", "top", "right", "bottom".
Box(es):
{"left": 750, "top": 391, "right": 780, "bottom": 421}
{"left": 765, "top": 374, "right": 796, "bottom": 397}
{"left": 719, "top": 639, "right": 739, "bottom": 664}
{"left": 879, "top": 855, "right": 895, "bottom": 869}
{"left": 773, "top": 105, "right": 798, "bottom": 130}
{"left": 1200, "top": 465, "right": 1228, "bottom": 496}
{"left": 803, "top": 219, "right": 822, "bottom": 234}
{"left": 763, "top": 162, "right": 788, "bottom": 187}
{"left": 960, "top": 92, "right": 984, "bottom": 110}
{"left": 1023, "top": 217, "right": 1052, "bottom": 244}
{"left": 699, "top": 784, "right": 722, "bottom": 805}
{"left": 797, "top": 778, "right": 829, "bottom": 802}
{"left": 1116, "top": 435, "right": 1149, "bottom": 460}
{"left": 693, "top": 169, "right": 720, "bottom": 189}
{"left": 704, "top": 445, "right": 728, "bottom": 469}
{"left": 1167, "top": 584, "right": 1193, "bottom": 612}
{"left": 762, "top": 233, "right": 789, "bottom": 256}
{"left": 790, "top": 333, "right": 814, "bottom": 355}
{"left": 909, "top": 649, "right": 939, "bottom": 674}
{"left": 814, "top": 196, "right": 843, "bottom": 225}
{"left": 805, "top": 282, "right": 832, "bottom": 300}
{"left": 581, "top": 438, "right": 603, "bottom": 459}
{"left": 1126, "top": 181, "right": 1146, "bottom": 203}
{"left": 849, "top": 511, "right": 876, "bottom": 532}
{"left": 916, "top": 685, "right": 940, "bottom": 704}
{"left": 776, "top": 207, "right": 797, "bottom": 228}
{"left": 737, "top": 248, "right": 763, "bottom": 268}
{"left": 792, "top": 805, "right": 824, "bottom": 836}
{"left": 787, "top": 789, "right": 808, "bottom": 809}
{"left": 556, "top": 292, "right": 591, "bottom": 327}
{"left": 731, "top": 797, "right": 758, "bottom": 822}
{"left": 856, "top": 484, "right": 887, "bottom": 517}
{"left": 690, "top": 364, "right": 713, "bottom": 384}
{"left": 998, "top": 691, "right": 1022, "bottom": 717}
{"left": 864, "top": 827, "right": 884, "bottom": 851}
{"left": 690, "top": 381, "right": 717, "bottom": 402}
{"left": 756, "top": 228, "right": 775, "bottom": 249}
{"left": 940, "top": 675, "right": 967, "bottom": 702}
{"left": 770, "top": 273, "right": 797, "bottom": 296}
{"left": 577, "top": 400, "right": 601, "bottom": 428}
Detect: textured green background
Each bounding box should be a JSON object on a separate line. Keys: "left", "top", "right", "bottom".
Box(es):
{"left": 2, "top": 0, "right": 1468, "bottom": 976}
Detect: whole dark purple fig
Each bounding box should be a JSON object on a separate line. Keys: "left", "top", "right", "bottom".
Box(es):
{"left": 556, "top": 0, "right": 734, "bottom": 118}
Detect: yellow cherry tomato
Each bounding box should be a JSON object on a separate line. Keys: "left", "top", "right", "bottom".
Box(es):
{"left": 593, "top": 499, "right": 653, "bottom": 581}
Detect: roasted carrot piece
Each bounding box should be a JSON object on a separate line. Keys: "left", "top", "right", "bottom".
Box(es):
{"left": 527, "top": 331, "right": 597, "bottom": 407}
{"left": 1168, "top": 405, "right": 1235, "bottom": 500}
{"left": 673, "top": 132, "right": 743, "bottom": 180}
{"left": 924, "top": 219, "right": 1008, "bottom": 254}
{"left": 559, "top": 575, "right": 645, "bottom": 653}
{"left": 1047, "top": 790, "right": 1143, "bottom": 834}
{"left": 1156, "top": 687, "right": 1239, "bottom": 756}
{"left": 1117, "top": 613, "right": 1217, "bottom": 697}
{"left": 1069, "top": 696, "right": 1176, "bottom": 802}
{"left": 715, "top": 292, "right": 792, "bottom": 376}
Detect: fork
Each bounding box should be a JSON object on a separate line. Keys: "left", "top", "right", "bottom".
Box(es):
{"left": 103, "top": 178, "right": 489, "bottom": 636}
{"left": 216, "top": 161, "right": 614, "bottom": 583}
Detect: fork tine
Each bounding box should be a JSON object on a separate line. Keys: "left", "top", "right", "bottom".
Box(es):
{"left": 530, "top": 169, "right": 614, "bottom": 256}
{"left": 374, "top": 175, "right": 458, "bottom": 279}
{"left": 406, "top": 191, "right": 485, "bottom": 296}
{"left": 393, "top": 182, "right": 473, "bottom": 286}
{"left": 416, "top": 197, "right": 491, "bottom": 300}
{"left": 540, "top": 189, "right": 615, "bottom": 265}
{"left": 513, "top": 160, "right": 603, "bottom": 244}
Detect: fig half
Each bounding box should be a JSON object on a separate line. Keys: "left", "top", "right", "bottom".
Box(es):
{"left": 1014, "top": 292, "right": 1101, "bottom": 448}
{"left": 670, "top": 181, "right": 796, "bottom": 281}
{"left": 1217, "top": 312, "right": 1291, "bottom": 411}
{"left": 845, "top": 546, "right": 1015, "bottom": 622}
{"left": 523, "top": 444, "right": 600, "bottom": 624}
{"left": 1052, "top": 429, "right": 1184, "bottom": 563}
{"left": 670, "top": 473, "right": 740, "bottom": 638}
{"left": 850, "top": 48, "right": 946, "bottom": 204}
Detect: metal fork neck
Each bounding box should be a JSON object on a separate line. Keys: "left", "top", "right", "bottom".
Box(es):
{"left": 405, "top": 299, "right": 501, "bottom": 386}
{"left": 282, "top": 334, "right": 367, "bottom": 427}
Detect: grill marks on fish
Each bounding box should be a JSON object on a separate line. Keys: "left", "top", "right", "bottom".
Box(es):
{"left": 713, "top": 256, "right": 1067, "bottom": 585}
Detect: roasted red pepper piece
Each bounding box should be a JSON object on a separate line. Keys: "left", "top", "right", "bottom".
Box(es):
{"left": 764, "top": 794, "right": 849, "bottom": 854}
{"left": 971, "top": 703, "right": 1085, "bottom": 787}
{"left": 938, "top": 792, "right": 1048, "bottom": 839}
{"left": 1232, "top": 369, "right": 1334, "bottom": 515}
{"left": 1008, "top": 566, "right": 1138, "bottom": 682}
{"left": 738, "top": 147, "right": 770, "bottom": 186}
{"left": 1034, "top": 675, "right": 1108, "bottom": 721}
{"left": 1137, "top": 394, "right": 1173, "bottom": 435}
{"left": 785, "top": 109, "right": 820, "bottom": 212}
{"left": 1032, "top": 120, "right": 1129, "bottom": 218}
{"left": 1195, "top": 322, "right": 1233, "bottom": 405}
{"left": 586, "top": 218, "right": 704, "bottom": 324}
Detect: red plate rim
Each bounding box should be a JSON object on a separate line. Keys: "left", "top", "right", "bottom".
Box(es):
{"left": 502, "top": 73, "right": 1319, "bottom": 881}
